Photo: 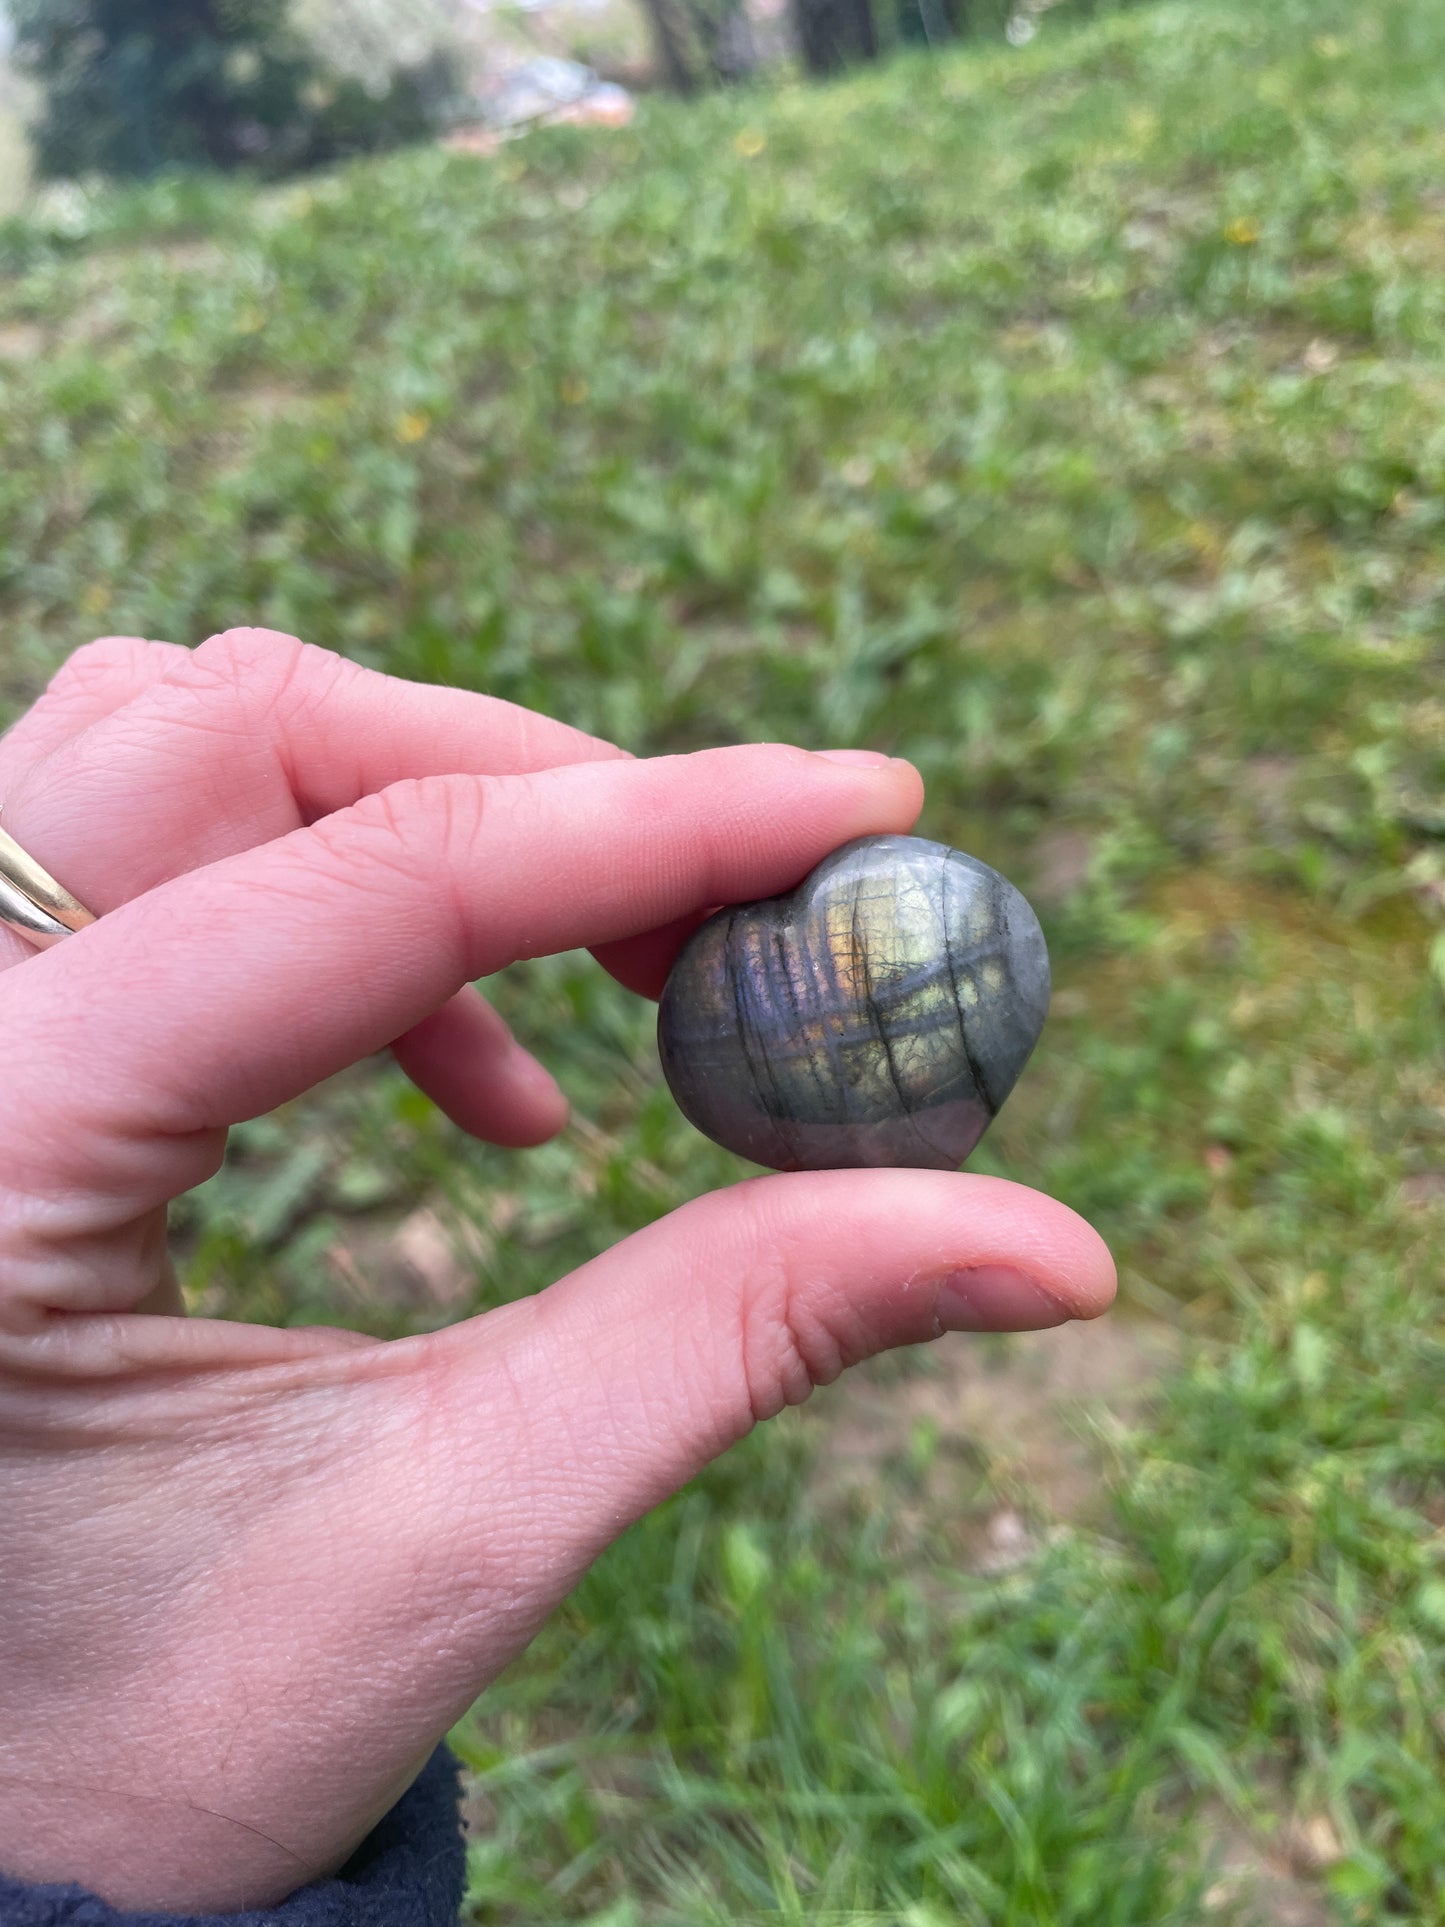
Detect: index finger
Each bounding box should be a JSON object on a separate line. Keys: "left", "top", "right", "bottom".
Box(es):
{"left": 0, "top": 629, "right": 623, "bottom": 911}
{"left": 0, "top": 745, "right": 924, "bottom": 1322}
{"left": 0, "top": 628, "right": 718, "bottom": 999}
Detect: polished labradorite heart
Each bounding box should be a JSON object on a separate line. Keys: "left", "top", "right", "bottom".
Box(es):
{"left": 657, "top": 833, "right": 1049, "bottom": 1172}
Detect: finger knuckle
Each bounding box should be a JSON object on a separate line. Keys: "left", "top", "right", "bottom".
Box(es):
{"left": 169, "top": 633, "right": 362, "bottom": 782}
{"left": 52, "top": 635, "right": 142, "bottom": 686}
{"left": 309, "top": 774, "right": 493, "bottom": 949}
{"left": 361, "top": 772, "right": 492, "bottom": 855}
{"left": 47, "top": 635, "right": 175, "bottom": 701}
{"left": 734, "top": 1220, "right": 852, "bottom": 1424}
{"left": 189, "top": 627, "right": 311, "bottom": 702}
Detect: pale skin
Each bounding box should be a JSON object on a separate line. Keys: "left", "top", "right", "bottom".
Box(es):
{"left": 0, "top": 629, "right": 1116, "bottom": 1910}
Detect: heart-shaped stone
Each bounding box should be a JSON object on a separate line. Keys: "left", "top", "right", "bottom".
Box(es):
{"left": 657, "top": 833, "right": 1050, "bottom": 1171}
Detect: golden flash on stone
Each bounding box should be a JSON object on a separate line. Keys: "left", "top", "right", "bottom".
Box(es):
{"left": 657, "top": 833, "right": 1050, "bottom": 1172}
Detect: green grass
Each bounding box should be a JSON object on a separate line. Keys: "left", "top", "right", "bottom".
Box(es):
{"left": 3, "top": 0, "right": 1445, "bottom": 1918}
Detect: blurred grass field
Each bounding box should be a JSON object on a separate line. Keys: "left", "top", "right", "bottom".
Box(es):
{"left": 2, "top": 0, "right": 1445, "bottom": 1918}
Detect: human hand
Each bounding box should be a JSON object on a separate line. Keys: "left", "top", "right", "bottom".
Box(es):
{"left": 0, "top": 630, "right": 1115, "bottom": 1910}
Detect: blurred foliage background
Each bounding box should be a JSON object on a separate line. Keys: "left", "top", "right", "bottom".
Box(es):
{"left": 0, "top": 0, "right": 1147, "bottom": 203}
{"left": 2, "top": 0, "right": 1444, "bottom": 1919}
{"left": 8, "top": 0, "right": 458, "bottom": 181}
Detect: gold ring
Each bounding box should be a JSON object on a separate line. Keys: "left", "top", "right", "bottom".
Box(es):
{"left": 0, "top": 822, "right": 97, "bottom": 950}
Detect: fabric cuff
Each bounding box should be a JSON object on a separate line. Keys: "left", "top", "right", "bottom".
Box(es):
{"left": 0, "top": 1744, "right": 465, "bottom": 1927}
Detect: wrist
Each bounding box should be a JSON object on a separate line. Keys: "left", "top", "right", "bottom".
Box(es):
{"left": 0, "top": 1745, "right": 465, "bottom": 1921}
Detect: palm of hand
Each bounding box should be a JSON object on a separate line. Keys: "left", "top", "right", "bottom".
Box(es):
{"left": 0, "top": 631, "right": 1112, "bottom": 1909}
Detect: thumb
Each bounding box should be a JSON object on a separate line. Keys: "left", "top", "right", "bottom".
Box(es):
{"left": 0, "top": 1172, "right": 1110, "bottom": 1909}
{"left": 425, "top": 1171, "right": 1115, "bottom": 1604}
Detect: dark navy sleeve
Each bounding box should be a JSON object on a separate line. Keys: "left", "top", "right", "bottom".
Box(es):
{"left": 0, "top": 1745, "right": 465, "bottom": 1927}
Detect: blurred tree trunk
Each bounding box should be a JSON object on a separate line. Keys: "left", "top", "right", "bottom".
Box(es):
{"left": 793, "top": 0, "right": 878, "bottom": 75}
{"left": 642, "top": 0, "right": 759, "bottom": 92}
{"left": 643, "top": 0, "right": 699, "bottom": 93}
{"left": 901, "top": 0, "right": 966, "bottom": 46}
{"left": 927, "top": 0, "right": 965, "bottom": 36}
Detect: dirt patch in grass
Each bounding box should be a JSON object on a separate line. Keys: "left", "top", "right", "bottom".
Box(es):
{"left": 813, "top": 1309, "right": 1179, "bottom": 1550}
{"left": 0, "top": 321, "right": 44, "bottom": 360}
{"left": 1198, "top": 1797, "right": 1341, "bottom": 1927}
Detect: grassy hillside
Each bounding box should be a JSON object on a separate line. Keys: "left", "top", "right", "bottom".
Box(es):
{"left": 2, "top": 0, "right": 1444, "bottom": 1918}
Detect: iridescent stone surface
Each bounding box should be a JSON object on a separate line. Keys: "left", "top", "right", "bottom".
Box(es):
{"left": 657, "top": 833, "right": 1050, "bottom": 1172}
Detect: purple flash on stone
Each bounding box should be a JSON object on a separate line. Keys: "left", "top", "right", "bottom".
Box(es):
{"left": 656, "top": 833, "right": 1050, "bottom": 1172}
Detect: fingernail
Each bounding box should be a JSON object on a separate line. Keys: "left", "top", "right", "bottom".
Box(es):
{"left": 933, "top": 1266, "right": 1071, "bottom": 1334}
{"left": 813, "top": 748, "right": 894, "bottom": 768}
